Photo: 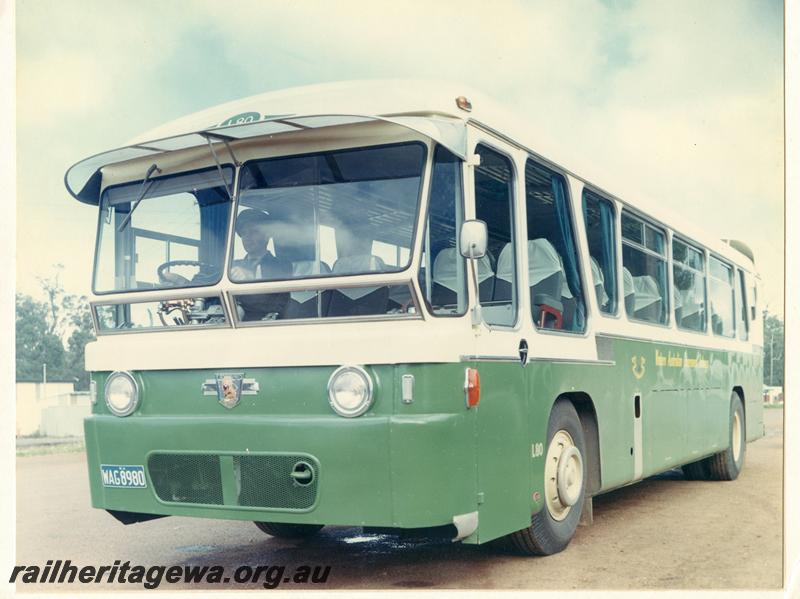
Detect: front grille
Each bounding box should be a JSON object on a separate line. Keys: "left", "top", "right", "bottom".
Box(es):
{"left": 146, "top": 452, "right": 318, "bottom": 510}
{"left": 148, "top": 453, "right": 223, "bottom": 505}
{"left": 235, "top": 455, "right": 318, "bottom": 510}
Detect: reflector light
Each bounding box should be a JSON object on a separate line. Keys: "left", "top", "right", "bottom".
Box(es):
{"left": 464, "top": 368, "right": 480, "bottom": 408}
{"left": 455, "top": 96, "right": 472, "bottom": 112}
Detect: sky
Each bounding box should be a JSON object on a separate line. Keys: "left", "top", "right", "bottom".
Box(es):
{"left": 12, "top": 0, "right": 785, "bottom": 315}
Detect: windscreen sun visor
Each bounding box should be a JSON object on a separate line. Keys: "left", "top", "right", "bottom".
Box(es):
{"left": 64, "top": 114, "right": 468, "bottom": 205}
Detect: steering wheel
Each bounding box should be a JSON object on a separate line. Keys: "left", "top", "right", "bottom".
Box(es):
{"left": 157, "top": 260, "right": 220, "bottom": 286}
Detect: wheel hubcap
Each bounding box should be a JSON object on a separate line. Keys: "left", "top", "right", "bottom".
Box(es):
{"left": 544, "top": 430, "right": 584, "bottom": 521}
{"left": 732, "top": 410, "right": 742, "bottom": 463}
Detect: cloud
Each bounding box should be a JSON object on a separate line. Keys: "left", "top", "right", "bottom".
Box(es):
{"left": 17, "top": 51, "right": 110, "bottom": 128}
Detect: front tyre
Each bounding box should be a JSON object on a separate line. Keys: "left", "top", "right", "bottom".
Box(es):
{"left": 253, "top": 521, "right": 324, "bottom": 539}
{"left": 506, "top": 399, "right": 586, "bottom": 555}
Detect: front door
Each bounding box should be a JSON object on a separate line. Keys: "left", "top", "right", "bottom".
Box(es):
{"left": 465, "top": 134, "right": 529, "bottom": 542}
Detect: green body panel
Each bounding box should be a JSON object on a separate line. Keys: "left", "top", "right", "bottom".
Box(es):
{"left": 85, "top": 336, "right": 762, "bottom": 544}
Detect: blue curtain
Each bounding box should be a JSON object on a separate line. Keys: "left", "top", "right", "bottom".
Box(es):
{"left": 197, "top": 189, "right": 230, "bottom": 267}
{"left": 599, "top": 200, "right": 617, "bottom": 311}
{"left": 552, "top": 176, "right": 585, "bottom": 327}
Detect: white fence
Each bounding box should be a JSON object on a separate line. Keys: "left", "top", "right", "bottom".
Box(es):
{"left": 16, "top": 382, "right": 90, "bottom": 437}
{"left": 40, "top": 403, "right": 92, "bottom": 437}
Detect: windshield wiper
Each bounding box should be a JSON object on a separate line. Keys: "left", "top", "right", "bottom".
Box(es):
{"left": 117, "top": 163, "right": 161, "bottom": 231}
{"left": 201, "top": 132, "right": 238, "bottom": 201}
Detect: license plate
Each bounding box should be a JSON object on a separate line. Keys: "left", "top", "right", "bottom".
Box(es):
{"left": 100, "top": 464, "right": 147, "bottom": 488}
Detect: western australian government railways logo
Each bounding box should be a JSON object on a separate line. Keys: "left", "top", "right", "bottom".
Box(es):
{"left": 217, "top": 111, "right": 293, "bottom": 128}
{"left": 654, "top": 349, "right": 710, "bottom": 370}
{"left": 631, "top": 349, "right": 710, "bottom": 380}
{"left": 215, "top": 373, "right": 243, "bottom": 409}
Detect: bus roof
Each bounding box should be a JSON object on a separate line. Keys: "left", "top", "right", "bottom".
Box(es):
{"left": 64, "top": 79, "right": 756, "bottom": 271}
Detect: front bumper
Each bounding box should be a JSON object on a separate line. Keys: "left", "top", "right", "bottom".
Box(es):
{"left": 84, "top": 412, "right": 478, "bottom": 531}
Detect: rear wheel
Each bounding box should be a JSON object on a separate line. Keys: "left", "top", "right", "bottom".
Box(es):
{"left": 681, "top": 459, "right": 709, "bottom": 481}
{"left": 706, "top": 392, "right": 746, "bottom": 480}
{"left": 253, "top": 521, "right": 324, "bottom": 538}
{"left": 681, "top": 392, "right": 745, "bottom": 481}
{"left": 505, "top": 399, "right": 586, "bottom": 555}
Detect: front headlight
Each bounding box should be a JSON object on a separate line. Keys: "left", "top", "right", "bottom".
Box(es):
{"left": 104, "top": 371, "right": 139, "bottom": 417}
{"left": 327, "top": 365, "right": 374, "bottom": 417}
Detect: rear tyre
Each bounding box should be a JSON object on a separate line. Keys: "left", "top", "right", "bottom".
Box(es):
{"left": 253, "top": 521, "right": 324, "bottom": 539}
{"left": 506, "top": 399, "right": 586, "bottom": 556}
{"left": 681, "top": 392, "right": 745, "bottom": 482}
{"left": 681, "top": 459, "right": 710, "bottom": 481}
{"left": 706, "top": 392, "right": 746, "bottom": 480}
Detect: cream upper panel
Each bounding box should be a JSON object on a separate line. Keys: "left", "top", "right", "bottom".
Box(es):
{"left": 100, "top": 121, "right": 432, "bottom": 192}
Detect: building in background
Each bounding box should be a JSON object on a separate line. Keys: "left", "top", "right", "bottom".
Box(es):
{"left": 762, "top": 385, "right": 784, "bottom": 405}
{"left": 16, "top": 380, "right": 90, "bottom": 437}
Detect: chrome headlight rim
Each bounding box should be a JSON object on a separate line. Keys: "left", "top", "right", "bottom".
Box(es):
{"left": 104, "top": 370, "right": 140, "bottom": 417}
{"left": 327, "top": 364, "right": 374, "bottom": 418}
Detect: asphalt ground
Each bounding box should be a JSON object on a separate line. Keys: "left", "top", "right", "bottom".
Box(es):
{"left": 14, "top": 408, "right": 783, "bottom": 592}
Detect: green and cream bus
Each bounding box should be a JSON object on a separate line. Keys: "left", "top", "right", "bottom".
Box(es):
{"left": 65, "top": 80, "right": 763, "bottom": 555}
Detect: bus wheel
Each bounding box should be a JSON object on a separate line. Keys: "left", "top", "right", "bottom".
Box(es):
{"left": 253, "top": 521, "right": 324, "bottom": 538}
{"left": 506, "top": 399, "right": 586, "bottom": 555}
{"left": 681, "top": 392, "right": 745, "bottom": 481}
{"left": 706, "top": 392, "right": 746, "bottom": 480}
{"left": 681, "top": 459, "right": 710, "bottom": 480}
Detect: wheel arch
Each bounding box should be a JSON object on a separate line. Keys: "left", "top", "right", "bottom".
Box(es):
{"left": 553, "top": 392, "right": 602, "bottom": 496}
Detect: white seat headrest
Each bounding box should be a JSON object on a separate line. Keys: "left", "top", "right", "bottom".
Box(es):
{"left": 332, "top": 255, "right": 386, "bottom": 300}
{"left": 434, "top": 247, "right": 492, "bottom": 291}
{"left": 622, "top": 267, "right": 635, "bottom": 297}
{"left": 292, "top": 260, "right": 330, "bottom": 277}
{"left": 333, "top": 254, "right": 386, "bottom": 275}
{"left": 633, "top": 275, "right": 661, "bottom": 310}
{"left": 290, "top": 261, "right": 331, "bottom": 303}
{"left": 527, "top": 239, "right": 563, "bottom": 287}
{"left": 590, "top": 256, "right": 609, "bottom": 307}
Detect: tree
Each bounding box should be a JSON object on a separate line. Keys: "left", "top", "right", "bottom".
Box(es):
{"left": 64, "top": 301, "right": 96, "bottom": 390}
{"left": 763, "top": 312, "right": 784, "bottom": 387}
{"left": 15, "top": 293, "right": 66, "bottom": 381}
{"left": 16, "top": 266, "right": 96, "bottom": 389}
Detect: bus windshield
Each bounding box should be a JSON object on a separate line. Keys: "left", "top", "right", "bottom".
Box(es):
{"left": 94, "top": 167, "right": 234, "bottom": 293}
{"left": 230, "top": 143, "right": 426, "bottom": 284}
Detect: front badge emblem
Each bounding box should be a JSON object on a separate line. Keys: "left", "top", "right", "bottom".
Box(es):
{"left": 215, "top": 373, "right": 243, "bottom": 409}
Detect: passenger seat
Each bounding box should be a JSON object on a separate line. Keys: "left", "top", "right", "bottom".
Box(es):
{"left": 632, "top": 275, "right": 662, "bottom": 322}
{"left": 590, "top": 256, "right": 609, "bottom": 310}
{"left": 327, "top": 255, "right": 389, "bottom": 316}
{"left": 284, "top": 260, "right": 332, "bottom": 319}
{"left": 428, "top": 248, "right": 483, "bottom": 308}
{"left": 622, "top": 267, "right": 636, "bottom": 316}
{"left": 527, "top": 239, "right": 565, "bottom": 329}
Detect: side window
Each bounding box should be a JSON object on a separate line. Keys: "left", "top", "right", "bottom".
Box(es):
{"left": 418, "top": 145, "right": 467, "bottom": 316}
{"left": 526, "top": 159, "right": 585, "bottom": 332}
{"left": 672, "top": 238, "right": 706, "bottom": 332}
{"left": 709, "top": 256, "right": 735, "bottom": 337}
{"left": 474, "top": 144, "right": 516, "bottom": 326}
{"left": 621, "top": 211, "right": 669, "bottom": 324}
{"left": 736, "top": 269, "right": 749, "bottom": 341}
{"left": 582, "top": 190, "right": 617, "bottom": 315}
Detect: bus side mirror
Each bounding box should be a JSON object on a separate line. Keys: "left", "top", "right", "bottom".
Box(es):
{"left": 459, "top": 220, "right": 488, "bottom": 259}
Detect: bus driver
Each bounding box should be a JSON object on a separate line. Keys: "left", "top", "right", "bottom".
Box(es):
{"left": 230, "top": 208, "right": 291, "bottom": 282}
{"left": 230, "top": 208, "right": 292, "bottom": 320}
